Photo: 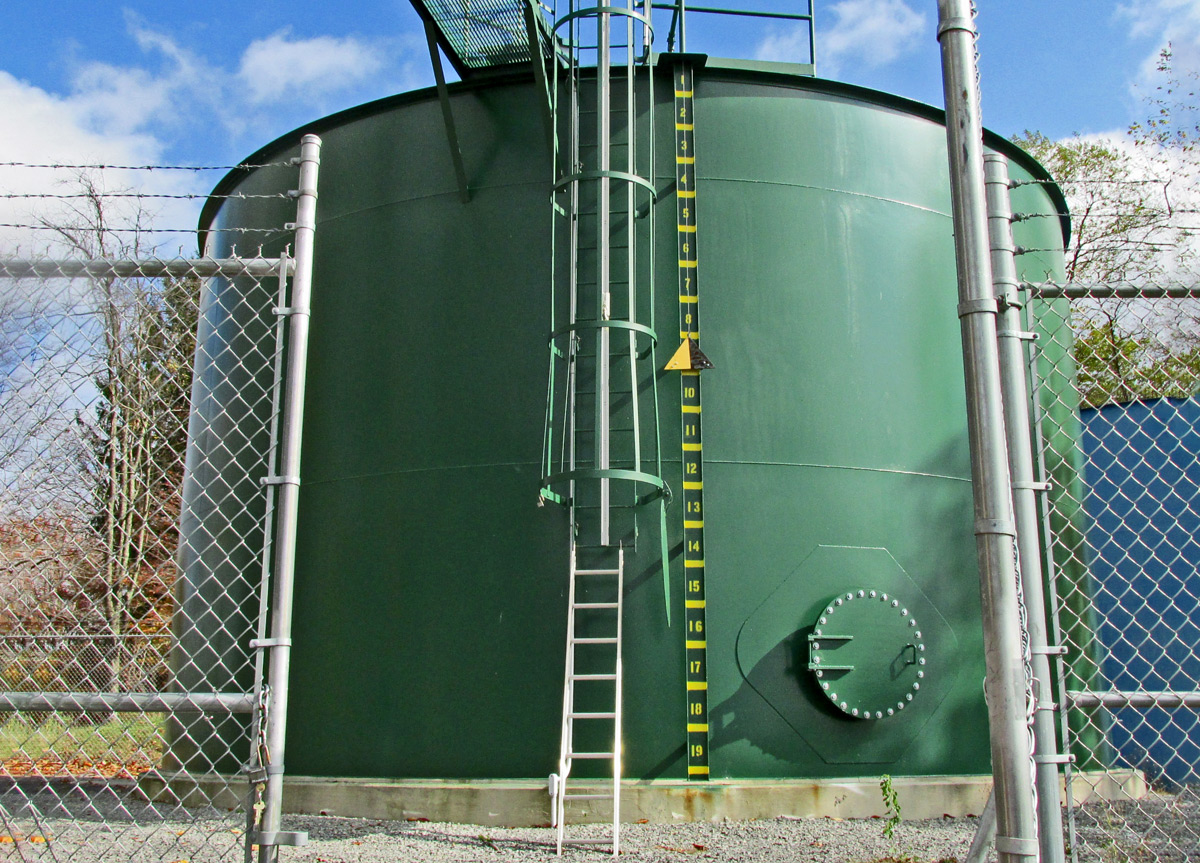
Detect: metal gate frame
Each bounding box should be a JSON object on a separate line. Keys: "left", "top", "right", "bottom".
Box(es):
{"left": 0, "top": 134, "right": 320, "bottom": 862}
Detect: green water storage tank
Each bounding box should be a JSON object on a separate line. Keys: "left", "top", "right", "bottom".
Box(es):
{"left": 192, "top": 60, "right": 1069, "bottom": 788}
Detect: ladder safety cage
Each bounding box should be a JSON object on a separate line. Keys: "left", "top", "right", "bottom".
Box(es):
{"left": 539, "top": 0, "right": 666, "bottom": 548}
{"left": 539, "top": 0, "right": 822, "bottom": 845}
{"left": 539, "top": 0, "right": 659, "bottom": 854}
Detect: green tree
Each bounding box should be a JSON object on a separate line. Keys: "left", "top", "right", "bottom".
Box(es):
{"left": 1129, "top": 46, "right": 1200, "bottom": 154}
{"left": 77, "top": 271, "right": 197, "bottom": 692}
{"left": 19, "top": 174, "right": 199, "bottom": 695}
{"left": 1013, "top": 131, "right": 1181, "bottom": 285}
{"left": 1015, "top": 114, "right": 1199, "bottom": 407}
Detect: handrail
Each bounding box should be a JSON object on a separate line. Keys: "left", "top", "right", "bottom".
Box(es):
{"left": 653, "top": 0, "right": 815, "bottom": 62}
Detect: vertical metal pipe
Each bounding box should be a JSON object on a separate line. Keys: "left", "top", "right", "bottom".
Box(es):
{"left": 568, "top": 30, "right": 581, "bottom": 494}
{"left": 612, "top": 545, "right": 624, "bottom": 856}
{"left": 627, "top": 5, "right": 641, "bottom": 473}
{"left": 1024, "top": 303, "right": 1081, "bottom": 863}
{"left": 256, "top": 133, "right": 321, "bottom": 863}
{"left": 966, "top": 788, "right": 998, "bottom": 863}
{"left": 935, "top": 5, "right": 1039, "bottom": 862}
{"left": 597, "top": 7, "right": 612, "bottom": 545}
{"left": 986, "top": 153, "right": 1067, "bottom": 863}
{"left": 246, "top": 256, "right": 290, "bottom": 859}
{"left": 642, "top": 0, "right": 652, "bottom": 60}
{"left": 808, "top": 0, "right": 817, "bottom": 73}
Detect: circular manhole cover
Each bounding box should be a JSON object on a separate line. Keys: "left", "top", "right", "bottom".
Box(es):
{"left": 808, "top": 589, "right": 927, "bottom": 719}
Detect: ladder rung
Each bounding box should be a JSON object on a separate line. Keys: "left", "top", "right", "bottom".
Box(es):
{"left": 570, "top": 711, "right": 617, "bottom": 719}
{"left": 570, "top": 502, "right": 640, "bottom": 511}
{"left": 573, "top": 637, "right": 618, "bottom": 644}
{"left": 570, "top": 751, "right": 615, "bottom": 759}
{"left": 571, "top": 673, "right": 617, "bottom": 681}
{"left": 576, "top": 569, "right": 621, "bottom": 576}
{"left": 574, "top": 602, "right": 619, "bottom": 609}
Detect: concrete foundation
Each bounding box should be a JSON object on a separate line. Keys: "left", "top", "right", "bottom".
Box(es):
{"left": 140, "top": 772, "right": 1147, "bottom": 828}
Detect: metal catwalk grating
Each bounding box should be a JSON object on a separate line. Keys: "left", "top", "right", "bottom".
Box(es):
{"left": 412, "top": 0, "right": 538, "bottom": 71}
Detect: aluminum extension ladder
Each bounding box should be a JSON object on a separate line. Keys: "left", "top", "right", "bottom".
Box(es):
{"left": 551, "top": 545, "right": 624, "bottom": 855}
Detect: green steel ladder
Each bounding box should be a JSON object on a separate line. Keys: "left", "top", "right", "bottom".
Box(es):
{"left": 540, "top": 0, "right": 662, "bottom": 853}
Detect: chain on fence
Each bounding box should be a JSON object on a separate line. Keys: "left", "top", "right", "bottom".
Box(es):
{"left": 1022, "top": 181, "right": 1200, "bottom": 861}
{"left": 0, "top": 146, "right": 313, "bottom": 861}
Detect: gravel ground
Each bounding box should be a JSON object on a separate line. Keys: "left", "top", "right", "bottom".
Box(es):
{"left": 280, "top": 813, "right": 974, "bottom": 863}
{"left": 2, "top": 788, "right": 1199, "bottom": 862}
{"left": 1069, "top": 787, "right": 1200, "bottom": 863}
{"left": 0, "top": 798, "right": 980, "bottom": 863}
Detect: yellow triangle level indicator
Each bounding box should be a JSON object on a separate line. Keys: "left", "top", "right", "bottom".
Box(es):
{"left": 665, "top": 337, "right": 714, "bottom": 372}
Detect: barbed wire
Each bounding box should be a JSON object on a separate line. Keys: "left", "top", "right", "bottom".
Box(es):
{"left": 1017, "top": 244, "right": 1183, "bottom": 255}
{"left": 0, "top": 161, "right": 293, "bottom": 171}
{"left": 1012, "top": 178, "right": 1181, "bottom": 186}
{"left": 0, "top": 223, "right": 285, "bottom": 234}
{"left": 0, "top": 192, "right": 295, "bottom": 201}
{"left": 1014, "top": 210, "right": 1200, "bottom": 219}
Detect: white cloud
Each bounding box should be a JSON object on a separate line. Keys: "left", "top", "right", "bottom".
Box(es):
{"left": 0, "top": 23, "right": 223, "bottom": 256}
{"left": 1118, "top": 0, "right": 1200, "bottom": 40}
{"left": 0, "top": 19, "right": 425, "bottom": 254}
{"left": 1117, "top": 0, "right": 1200, "bottom": 89}
{"left": 0, "top": 72, "right": 162, "bottom": 168}
{"left": 1042, "top": 129, "right": 1200, "bottom": 284}
{"left": 238, "top": 30, "right": 386, "bottom": 105}
{"left": 757, "top": 0, "right": 926, "bottom": 78}
{"left": 0, "top": 70, "right": 205, "bottom": 255}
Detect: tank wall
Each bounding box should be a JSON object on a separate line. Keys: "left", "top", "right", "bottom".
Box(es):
{"left": 188, "top": 66, "right": 1071, "bottom": 781}
{"left": 678, "top": 78, "right": 976, "bottom": 775}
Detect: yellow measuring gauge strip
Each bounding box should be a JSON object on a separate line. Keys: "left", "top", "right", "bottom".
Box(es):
{"left": 675, "top": 61, "right": 709, "bottom": 784}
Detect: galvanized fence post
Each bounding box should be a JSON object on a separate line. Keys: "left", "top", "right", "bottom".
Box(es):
{"left": 1026, "top": 272, "right": 1200, "bottom": 861}
{"left": 935, "top": 3, "right": 1039, "bottom": 862}
{"left": 255, "top": 133, "right": 322, "bottom": 860}
{"left": 986, "top": 152, "right": 1067, "bottom": 863}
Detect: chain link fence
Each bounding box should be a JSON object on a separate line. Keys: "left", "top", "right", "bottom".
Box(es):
{"left": 1021, "top": 175, "right": 1200, "bottom": 861}
{"left": 0, "top": 143, "right": 316, "bottom": 861}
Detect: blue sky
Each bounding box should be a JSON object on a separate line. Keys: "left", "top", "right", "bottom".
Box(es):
{"left": 0, "top": 1, "right": 1195, "bottom": 224}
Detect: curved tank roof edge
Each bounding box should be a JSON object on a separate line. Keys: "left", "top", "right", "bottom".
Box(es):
{"left": 198, "top": 59, "right": 1070, "bottom": 252}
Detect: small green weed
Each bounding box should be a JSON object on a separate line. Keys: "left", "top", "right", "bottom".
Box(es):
{"left": 880, "top": 774, "right": 902, "bottom": 841}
